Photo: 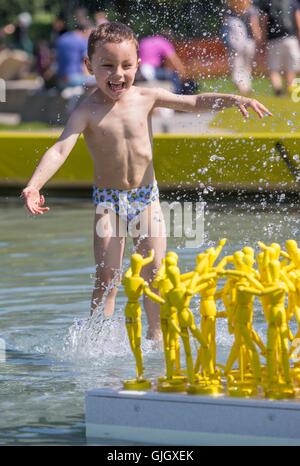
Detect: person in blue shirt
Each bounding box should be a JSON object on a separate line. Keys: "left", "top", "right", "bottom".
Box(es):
{"left": 55, "top": 21, "right": 96, "bottom": 89}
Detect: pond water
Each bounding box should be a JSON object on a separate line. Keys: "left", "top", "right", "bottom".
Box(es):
{"left": 0, "top": 198, "right": 299, "bottom": 445}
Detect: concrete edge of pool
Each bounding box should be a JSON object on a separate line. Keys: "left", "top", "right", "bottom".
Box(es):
{"left": 1, "top": 132, "right": 300, "bottom": 191}
{"left": 85, "top": 388, "right": 300, "bottom": 445}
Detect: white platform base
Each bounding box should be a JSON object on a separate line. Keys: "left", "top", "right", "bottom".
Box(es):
{"left": 85, "top": 388, "right": 300, "bottom": 445}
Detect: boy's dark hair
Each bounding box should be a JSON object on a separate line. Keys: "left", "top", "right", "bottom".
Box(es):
{"left": 88, "top": 21, "right": 139, "bottom": 59}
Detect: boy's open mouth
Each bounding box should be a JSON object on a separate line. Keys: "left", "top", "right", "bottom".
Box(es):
{"left": 108, "top": 81, "right": 125, "bottom": 92}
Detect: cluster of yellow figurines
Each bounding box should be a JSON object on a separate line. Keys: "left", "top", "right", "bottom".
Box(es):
{"left": 122, "top": 239, "right": 300, "bottom": 400}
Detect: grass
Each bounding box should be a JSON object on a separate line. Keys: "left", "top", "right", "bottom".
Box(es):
{"left": 200, "top": 76, "right": 300, "bottom": 134}
{"left": 200, "top": 76, "right": 275, "bottom": 96}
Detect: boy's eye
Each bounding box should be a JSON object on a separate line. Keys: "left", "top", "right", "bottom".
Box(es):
{"left": 102, "top": 64, "right": 112, "bottom": 67}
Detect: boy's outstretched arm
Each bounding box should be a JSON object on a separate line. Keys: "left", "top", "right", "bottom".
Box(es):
{"left": 21, "top": 105, "right": 88, "bottom": 215}
{"left": 153, "top": 88, "right": 272, "bottom": 119}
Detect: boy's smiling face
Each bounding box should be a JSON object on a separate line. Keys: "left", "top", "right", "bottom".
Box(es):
{"left": 85, "top": 40, "right": 140, "bottom": 101}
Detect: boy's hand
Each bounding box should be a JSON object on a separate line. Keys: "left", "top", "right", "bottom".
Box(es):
{"left": 237, "top": 97, "right": 272, "bottom": 119}
{"left": 21, "top": 186, "right": 50, "bottom": 215}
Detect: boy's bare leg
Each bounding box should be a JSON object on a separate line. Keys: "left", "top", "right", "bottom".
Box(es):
{"left": 132, "top": 199, "right": 166, "bottom": 340}
{"left": 91, "top": 208, "right": 126, "bottom": 317}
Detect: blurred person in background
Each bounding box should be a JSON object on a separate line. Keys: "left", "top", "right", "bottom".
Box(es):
{"left": 10, "top": 12, "right": 33, "bottom": 55}
{"left": 50, "top": 14, "right": 68, "bottom": 48}
{"left": 94, "top": 11, "right": 109, "bottom": 26}
{"left": 222, "top": 0, "right": 262, "bottom": 95}
{"left": 34, "top": 14, "right": 69, "bottom": 89}
{"left": 34, "top": 39, "right": 54, "bottom": 88}
{"left": 138, "top": 32, "right": 198, "bottom": 94}
{"left": 55, "top": 21, "right": 95, "bottom": 90}
{"left": 0, "top": 12, "right": 33, "bottom": 79}
{"left": 257, "top": 0, "right": 300, "bottom": 95}
{"left": 0, "top": 12, "right": 33, "bottom": 55}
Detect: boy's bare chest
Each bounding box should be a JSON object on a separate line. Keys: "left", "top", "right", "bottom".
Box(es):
{"left": 88, "top": 104, "right": 149, "bottom": 138}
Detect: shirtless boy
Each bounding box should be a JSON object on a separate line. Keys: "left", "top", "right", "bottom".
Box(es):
{"left": 22, "top": 22, "right": 271, "bottom": 340}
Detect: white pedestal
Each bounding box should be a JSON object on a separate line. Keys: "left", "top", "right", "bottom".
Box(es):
{"left": 85, "top": 388, "right": 300, "bottom": 445}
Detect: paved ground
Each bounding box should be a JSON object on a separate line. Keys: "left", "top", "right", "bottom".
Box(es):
{"left": 0, "top": 78, "right": 232, "bottom": 134}
{"left": 0, "top": 113, "right": 21, "bottom": 125}
{"left": 152, "top": 110, "right": 232, "bottom": 134}
{"left": 0, "top": 110, "right": 232, "bottom": 134}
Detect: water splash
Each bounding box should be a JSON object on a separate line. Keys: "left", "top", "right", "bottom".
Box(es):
{"left": 63, "top": 310, "right": 129, "bottom": 361}
{"left": 63, "top": 305, "right": 163, "bottom": 365}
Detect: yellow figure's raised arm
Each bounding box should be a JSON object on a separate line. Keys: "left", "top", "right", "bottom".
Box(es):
{"left": 187, "top": 271, "right": 200, "bottom": 292}
{"left": 141, "top": 249, "right": 155, "bottom": 267}
{"left": 246, "top": 274, "right": 264, "bottom": 291}
{"left": 280, "top": 270, "right": 296, "bottom": 292}
{"left": 280, "top": 250, "right": 291, "bottom": 260}
{"left": 221, "top": 270, "right": 245, "bottom": 278}
{"left": 181, "top": 271, "right": 194, "bottom": 282}
{"left": 215, "top": 254, "right": 234, "bottom": 271}
{"left": 212, "top": 238, "right": 227, "bottom": 264}
{"left": 192, "top": 281, "right": 212, "bottom": 294}
{"left": 260, "top": 284, "right": 284, "bottom": 296}
{"left": 257, "top": 241, "right": 268, "bottom": 251}
{"left": 123, "top": 268, "right": 133, "bottom": 279}
{"left": 198, "top": 271, "right": 218, "bottom": 282}
{"left": 143, "top": 283, "right": 165, "bottom": 305}
{"left": 238, "top": 285, "right": 262, "bottom": 296}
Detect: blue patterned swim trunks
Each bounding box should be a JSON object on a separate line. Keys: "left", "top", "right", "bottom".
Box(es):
{"left": 92, "top": 180, "right": 159, "bottom": 223}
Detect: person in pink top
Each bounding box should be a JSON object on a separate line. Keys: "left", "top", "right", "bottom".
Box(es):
{"left": 139, "top": 34, "right": 197, "bottom": 94}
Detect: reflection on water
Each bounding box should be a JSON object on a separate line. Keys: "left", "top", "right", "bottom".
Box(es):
{"left": 0, "top": 200, "right": 299, "bottom": 445}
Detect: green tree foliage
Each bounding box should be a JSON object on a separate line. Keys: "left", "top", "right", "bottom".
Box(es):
{"left": 0, "top": 0, "right": 225, "bottom": 39}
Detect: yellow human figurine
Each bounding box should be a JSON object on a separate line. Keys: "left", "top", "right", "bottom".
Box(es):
{"left": 152, "top": 254, "right": 186, "bottom": 392}
{"left": 175, "top": 240, "right": 231, "bottom": 394}
{"left": 284, "top": 239, "right": 300, "bottom": 273}
{"left": 180, "top": 239, "right": 227, "bottom": 284}
{"left": 220, "top": 253, "right": 266, "bottom": 396}
{"left": 259, "top": 260, "right": 295, "bottom": 399}
{"left": 214, "top": 253, "right": 236, "bottom": 330}
{"left": 258, "top": 241, "right": 282, "bottom": 260}
{"left": 221, "top": 276, "right": 263, "bottom": 395}
{"left": 237, "top": 253, "right": 267, "bottom": 356}
{"left": 122, "top": 249, "right": 163, "bottom": 390}
{"left": 225, "top": 252, "right": 266, "bottom": 352}
{"left": 288, "top": 271, "right": 300, "bottom": 383}
{"left": 256, "top": 245, "right": 294, "bottom": 383}
{"left": 207, "top": 238, "right": 228, "bottom": 268}
{"left": 152, "top": 249, "right": 212, "bottom": 391}
{"left": 186, "top": 254, "right": 225, "bottom": 394}
{"left": 163, "top": 265, "right": 211, "bottom": 392}
{"left": 226, "top": 278, "right": 265, "bottom": 397}
{"left": 287, "top": 271, "right": 300, "bottom": 341}
{"left": 257, "top": 250, "right": 272, "bottom": 322}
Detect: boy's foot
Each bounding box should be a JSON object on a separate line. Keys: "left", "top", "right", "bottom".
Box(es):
{"left": 146, "top": 328, "right": 162, "bottom": 341}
